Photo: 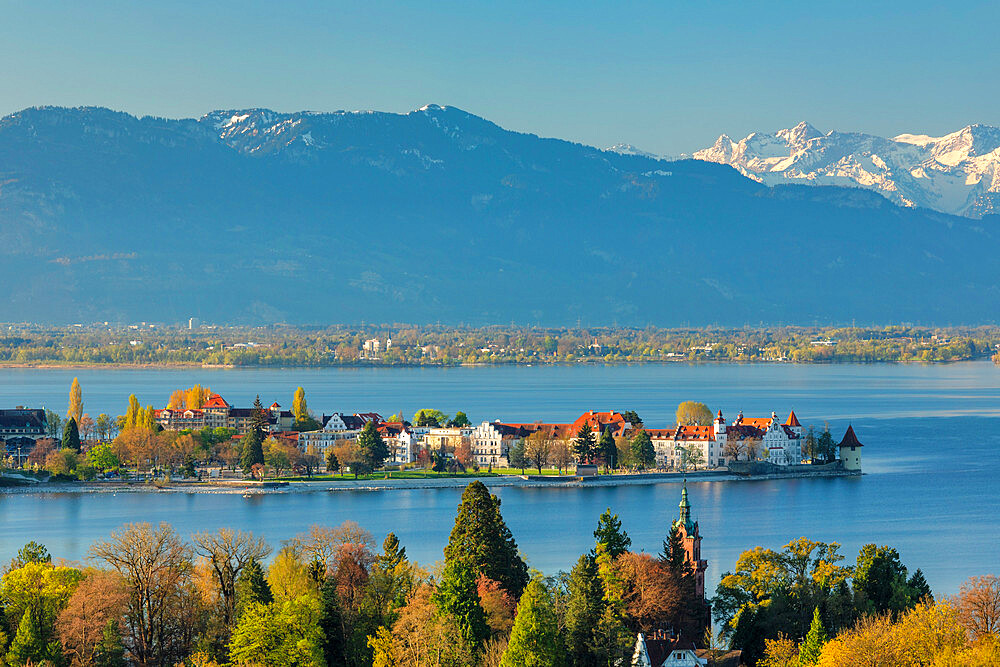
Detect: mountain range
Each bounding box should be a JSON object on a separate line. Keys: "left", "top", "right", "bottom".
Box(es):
{"left": 690, "top": 122, "right": 1000, "bottom": 218}
{"left": 1, "top": 105, "right": 999, "bottom": 325}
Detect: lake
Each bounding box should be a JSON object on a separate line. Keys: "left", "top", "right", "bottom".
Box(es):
{"left": 1, "top": 362, "right": 999, "bottom": 596}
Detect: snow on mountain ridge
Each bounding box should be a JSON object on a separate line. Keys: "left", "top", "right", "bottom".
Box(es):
{"left": 693, "top": 122, "right": 1000, "bottom": 217}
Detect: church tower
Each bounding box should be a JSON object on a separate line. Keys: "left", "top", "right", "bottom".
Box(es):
{"left": 672, "top": 482, "right": 708, "bottom": 599}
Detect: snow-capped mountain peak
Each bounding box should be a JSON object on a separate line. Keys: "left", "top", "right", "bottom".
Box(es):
{"left": 693, "top": 122, "right": 1000, "bottom": 217}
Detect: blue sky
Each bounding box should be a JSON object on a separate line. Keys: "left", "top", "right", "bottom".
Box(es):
{"left": 1, "top": 0, "right": 997, "bottom": 154}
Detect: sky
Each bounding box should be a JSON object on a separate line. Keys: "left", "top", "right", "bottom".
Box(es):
{"left": 1, "top": 0, "right": 998, "bottom": 155}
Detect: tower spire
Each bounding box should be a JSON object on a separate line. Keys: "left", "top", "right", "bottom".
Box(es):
{"left": 678, "top": 479, "right": 692, "bottom": 531}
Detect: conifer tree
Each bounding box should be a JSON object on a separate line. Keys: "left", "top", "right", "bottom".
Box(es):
{"left": 593, "top": 544, "right": 632, "bottom": 664}
{"left": 358, "top": 421, "right": 390, "bottom": 469}
{"left": 630, "top": 429, "right": 655, "bottom": 469}
{"left": 235, "top": 558, "right": 273, "bottom": 619}
{"left": 68, "top": 377, "right": 83, "bottom": 425}
{"left": 797, "top": 606, "right": 828, "bottom": 665}
{"left": 6, "top": 609, "right": 58, "bottom": 666}
{"left": 598, "top": 427, "right": 617, "bottom": 470}
{"left": 573, "top": 424, "right": 596, "bottom": 464}
{"left": 565, "top": 554, "right": 603, "bottom": 667}
{"left": 62, "top": 417, "right": 81, "bottom": 453}
{"left": 93, "top": 618, "right": 126, "bottom": 667}
{"left": 249, "top": 395, "right": 269, "bottom": 434}
{"left": 240, "top": 430, "right": 264, "bottom": 474}
{"left": 377, "top": 533, "right": 407, "bottom": 571}
{"left": 660, "top": 524, "right": 687, "bottom": 572}
{"left": 507, "top": 438, "right": 528, "bottom": 473}
{"left": 907, "top": 569, "right": 933, "bottom": 602}
{"left": 444, "top": 481, "right": 529, "bottom": 597}
{"left": 593, "top": 508, "right": 631, "bottom": 558}
{"left": 500, "top": 580, "right": 566, "bottom": 667}
{"left": 432, "top": 561, "right": 489, "bottom": 649}
{"left": 318, "top": 577, "right": 347, "bottom": 667}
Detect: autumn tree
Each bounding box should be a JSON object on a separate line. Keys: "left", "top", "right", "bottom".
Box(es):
{"left": 525, "top": 430, "right": 552, "bottom": 474}
{"left": 676, "top": 401, "right": 713, "bottom": 426}
{"left": 90, "top": 522, "right": 195, "bottom": 666}
{"left": 68, "top": 377, "right": 83, "bottom": 425}
{"left": 551, "top": 440, "right": 573, "bottom": 474}
{"left": 192, "top": 529, "right": 272, "bottom": 629}
{"left": 444, "top": 481, "right": 529, "bottom": 597}
{"left": 952, "top": 574, "right": 1000, "bottom": 640}
{"left": 56, "top": 571, "right": 130, "bottom": 667}
{"left": 500, "top": 579, "right": 565, "bottom": 666}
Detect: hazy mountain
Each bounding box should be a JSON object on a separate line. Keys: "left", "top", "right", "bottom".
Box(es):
{"left": 694, "top": 121, "right": 1000, "bottom": 218}
{"left": 1, "top": 105, "right": 999, "bottom": 326}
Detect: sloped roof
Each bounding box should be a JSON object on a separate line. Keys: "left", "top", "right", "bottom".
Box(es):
{"left": 785, "top": 410, "right": 801, "bottom": 427}
{"left": 203, "top": 394, "right": 230, "bottom": 408}
{"left": 839, "top": 424, "right": 864, "bottom": 447}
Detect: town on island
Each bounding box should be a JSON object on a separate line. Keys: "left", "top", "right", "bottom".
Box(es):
{"left": 0, "top": 382, "right": 863, "bottom": 487}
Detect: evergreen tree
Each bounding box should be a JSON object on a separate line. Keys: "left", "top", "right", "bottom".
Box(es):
{"left": 235, "top": 557, "right": 273, "bottom": 619}
{"left": 6, "top": 609, "right": 58, "bottom": 666}
{"left": 853, "top": 543, "right": 913, "bottom": 617}
{"left": 573, "top": 424, "right": 596, "bottom": 464}
{"left": 240, "top": 429, "right": 265, "bottom": 474}
{"left": 358, "top": 421, "right": 390, "bottom": 470}
{"left": 377, "top": 533, "right": 407, "bottom": 570}
{"left": 508, "top": 438, "right": 528, "bottom": 473}
{"left": 660, "top": 524, "right": 687, "bottom": 573}
{"left": 93, "top": 618, "right": 126, "bottom": 667}
{"left": 593, "top": 508, "right": 631, "bottom": 558}
{"left": 630, "top": 429, "right": 655, "bottom": 469}
{"left": 249, "top": 395, "right": 269, "bottom": 434}
{"left": 500, "top": 580, "right": 566, "bottom": 667}
{"left": 181, "top": 453, "right": 196, "bottom": 478}
{"left": 907, "top": 568, "right": 933, "bottom": 602}
{"left": 598, "top": 428, "right": 617, "bottom": 470}
{"left": 450, "top": 411, "right": 472, "bottom": 427}
{"left": 62, "top": 417, "right": 81, "bottom": 453}
{"left": 816, "top": 426, "right": 836, "bottom": 463}
{"left": 565, "top": 554, "right": 603, "bottom": 667}
{"left": 15, "top": 541, "right": 51, "bottom": 566}
{"left": 444, "top": 481, "right": 529, "bottom": 597}
{"left": 593, "top": 544, "right": 632, "bottom": 664}
{"left": 433, "top": 561, "right": 490, "bottom": 649}
{"left": 318, "top": 577, "right": 347, "bottom": 667}
{"left": 797, "top": 607, "right": 828, "bottom": 665}
{"left": 325, "top": 450, "right": 339, "bottom": 473}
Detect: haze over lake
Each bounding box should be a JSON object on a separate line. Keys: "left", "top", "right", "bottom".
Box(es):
{"left": 2, "top": 362, "right": 998, "bottom": 595}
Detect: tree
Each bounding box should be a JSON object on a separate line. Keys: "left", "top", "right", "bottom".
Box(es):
{"left": 676, "top": 401, "right": 713, "bottom": 426}
{"left": 565, "top": 554, "right": 603, "bottom": 667}
{"left": 594, "top": 508, "right": 631, "bottom": 558}
{"left": 56, "top": 571, "right": 129, "bottom": 667}
{"left": 630, "top": 429, "right": 655, "bottom": 469}
{"left": 853, "top": 543, "right": 917, "bottom": 618}
{"left": 1, "top": 560, "right": 83, "bottom": 664}
{"left": 525, "top": 431, "right": 552, "bottom": 474}
{"left": 622, "top": 410, "right": 643, "bottom": 427}
{"left": 95, "top": 413, "right": 114, "bottom": 442}
{"left": 413, "top": 409, "right": 448, "bottom": 427}
{"left": 551, "top": 440, "right": 572, "bottom": 474}
{"left": 616, "top": 552, "right": 682, "bottom": 632}
{"left": 44, "top": 409, "right": 62, "bottom": 439}
{"left": 79, "top": 414, "right": 95, "bottom": 442}
{"left": 234, "top": 558, "right": 273, "bottom": 620}
{"left": 228, "top": 596, "right": 324, "bottom": 666}
{"left": 796, "top": 606, "right": 828, "bottom": 664}
{"left": 168, "top": 389, "right": 187, "bottom": 409}
{"left": 93, "top": 618, "right": 127, "bottom": 667}
{"left": 62, "top": 416, "right": 81, "bottom": 453}
{"left": 432, "top": 561, "right": 489, "bottom": 649}
{"left": 240, "top": 432, "right": 264, "bottom": 475}
{"left": 89, "top": 522, "right": 193, "bottom": 666}
{"left": 318, "top": 577, "right": 347, "bottom": 666}
{"left": 444, "top": 481, "right": 529, "bottom": 597}
{"left": 325, "top": 449, "right": 340, "bottom": 473}
{"left": 378, "top": 533, "right": 407, "bottom": 571}
{"left": 816, "top": 426, "right": 836, "bottom": 463}
{"left": 6, "top": 607, "right": 59, "bottom": 666}
{"left": 802, "top": 427, "right": 818, "bottom": 463}
{"left": 192, "top": 528, "right": 272, "bottom": 629}
{"left": 124, "top": 394, "right": 142, "bottom": 430}
{"left": 598, "top": 427, "right": 617, "bottom": 471}
{"left": 68, "top": 376, "right": 83, "bottom": 425}
{"left": 292, "top": 386, "right": 309, "bottom": 423}
{"left": 14, "top": 541, "right": 51, "bottom": 566}
{"left": 573, "top": 424, "right": 596, "bottom": 464}
{"left": 500, "top": 579, "right": 565, "bottom": 666}
{"left": 449, "top": 411, "right": 472, "bottom": 427}
{"left": 358, "top": 421, "right": 390, "bottom": 470}
{"left": 263, "top": 437, "right": 292, "bottom": 477}
{"left": 679, "top": 444, "right": 705, "bottom": 471}
{"left": 953, "top": 574, "right": 1000, "bottom": 640}
{"left": 384, "top": 584, "right": 475, "bottom": 667}
{"left": 507, "top": 438, "right": 528, "bottom": 473}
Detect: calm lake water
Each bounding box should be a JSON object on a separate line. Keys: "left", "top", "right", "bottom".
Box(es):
{"left": 1, "top": 362, "right": 999, "bottom": 596}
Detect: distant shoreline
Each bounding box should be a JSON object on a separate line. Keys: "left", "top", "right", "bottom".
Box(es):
{"left": 0, "top": 467, "right": 859, "bottom": 496}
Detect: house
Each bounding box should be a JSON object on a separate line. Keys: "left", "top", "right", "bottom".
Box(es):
{"left": 378, "top": 422, "right": 417, "bottom": 464}
{"left": 631, "top": 631, "right": 707, "bottom": 667}
{"left": 0, "top": 407, "right": 47, "bottom": 465}
{"left": 154, "top": 394, "right": 294, "bottom": 434}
